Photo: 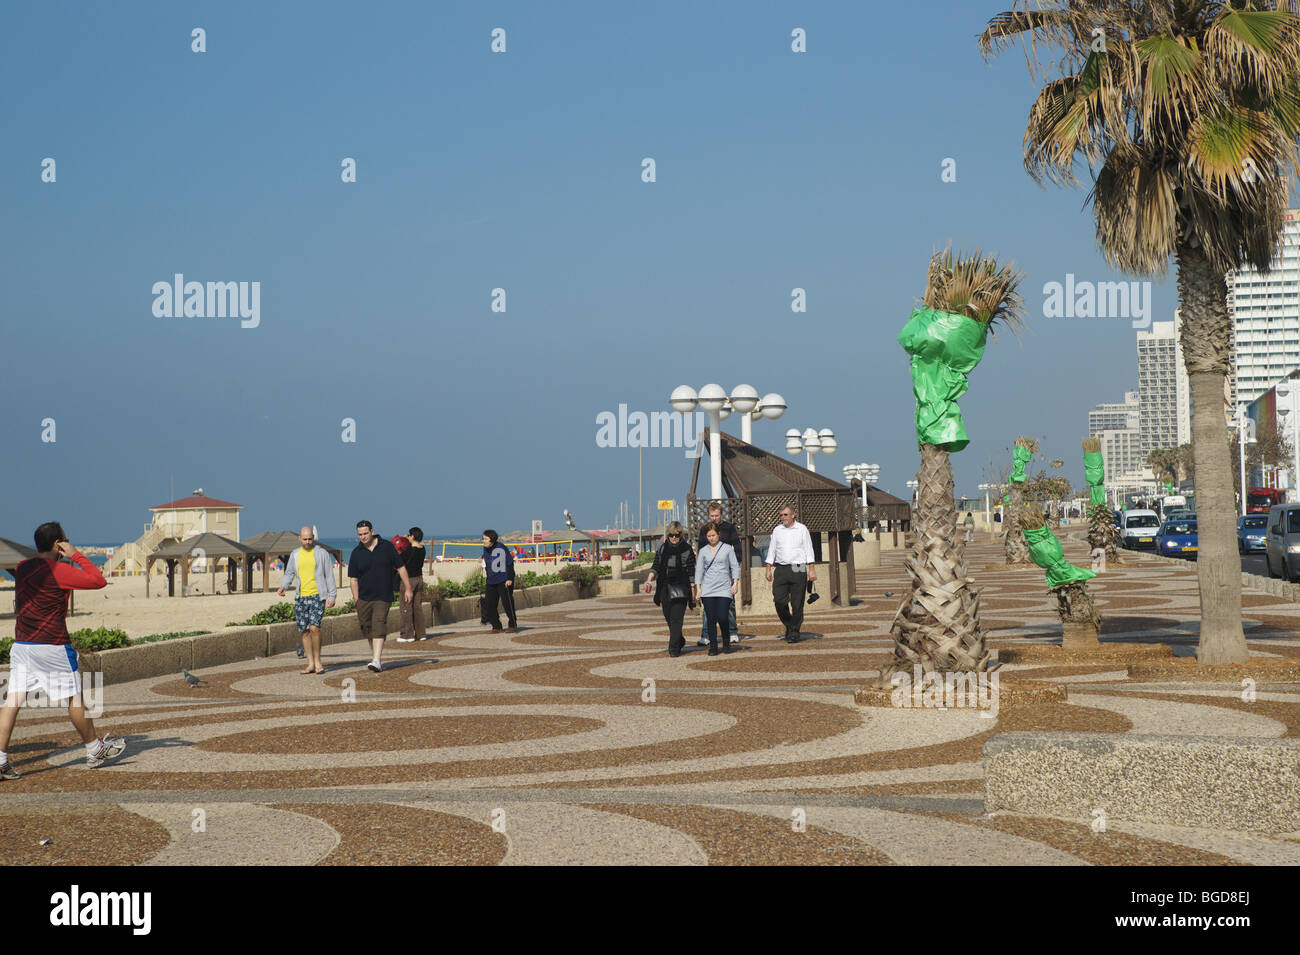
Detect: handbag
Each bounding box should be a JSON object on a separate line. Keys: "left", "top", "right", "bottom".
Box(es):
{"left": 665, "top": 581, "right": 688, "bottom": 602}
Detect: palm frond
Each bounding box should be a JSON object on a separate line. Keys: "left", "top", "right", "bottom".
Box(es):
{"left": 922, "top": 245, "right": 1026, "bottom": 329}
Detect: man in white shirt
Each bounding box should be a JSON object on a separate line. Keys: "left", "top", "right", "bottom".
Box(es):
{"left": 764, "top": 505, "right": 817, "bottom": 643}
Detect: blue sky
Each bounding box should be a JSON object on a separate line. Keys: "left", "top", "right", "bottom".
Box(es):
{"left": 0, "top": 1, "right": 1180, "bottom": 544}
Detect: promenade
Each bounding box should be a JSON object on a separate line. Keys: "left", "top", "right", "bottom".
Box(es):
{"left": 4, "top": 540, "right": 1299, "bottom": 866}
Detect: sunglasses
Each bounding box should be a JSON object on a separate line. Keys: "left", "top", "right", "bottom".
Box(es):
{"left": 667, "top": 533, "right": 681, "bottom": 538}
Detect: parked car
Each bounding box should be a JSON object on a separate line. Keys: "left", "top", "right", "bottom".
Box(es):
{"left": 1264, "top": 504, "right": 1300, "bottom": 581}
{"left": 1119, "top": 509, "right": 1161, "bottom": 549}
{"left": 1238, "top": 514, "right": 1268, "bottom": 554}
{"left": 1155, "top": 520, "right": 1198, "bottom": 559}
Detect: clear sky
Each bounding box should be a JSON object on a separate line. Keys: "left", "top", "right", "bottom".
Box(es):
{"left": 1, "top": 0, "right": 1184, "bottom": 544}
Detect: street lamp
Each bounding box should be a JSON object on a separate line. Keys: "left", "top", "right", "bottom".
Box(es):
{"left": 906, "top": 478, "right": 919, "bottom": 507}
{"left": 842, "top": 463, "right": 880, "bottom": 508}
{"left": 786, "top": 427, "right": 836, "bottom": 472}
{"left": 673, "top": 384, "right": 782, "bottom": 500}
{"left": 1231, "top": 406, "right": 1257, "bottom": 517}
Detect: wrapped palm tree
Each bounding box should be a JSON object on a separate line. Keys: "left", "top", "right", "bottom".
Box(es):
{"left": 1021, "top": 504, "right": 1102, "bottom": 648}
{"left": 980, "top": 2, "right": 1300, "bottom": 664}
{"left": 1004, "top": 437, "right": 1036, "bottom": 565}
{"left": 1082, "top": 437, "right": 1121, "bottom": 565}
{"left": 886, "top": 247, "right": 1024, "bottom": 680}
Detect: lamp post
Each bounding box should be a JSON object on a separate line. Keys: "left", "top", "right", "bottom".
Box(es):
{"left": 978, "top": 483, "right": 992, "bottom": 530}
{"left": 906, "top": 478, "right": 919, "bottom": 509}
{"left": 728, "top": 385, "right": 786, "bottom": 444}
{"left": 1231, "top": 406, "right": 1256, "bottom": 517}
{"left": 672, "top": 384, "right": 781, "bottom": 500}
{"left": 842, "top": 463, "right": 880, "bottom": 522}
{"left": 1278, "top": 377, "right": 1300, "bottom": 502}
{"left": 786, "top": 427, "right": 836, "bottom": 472}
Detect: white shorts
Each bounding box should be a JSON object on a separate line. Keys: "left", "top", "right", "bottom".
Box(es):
{"left": 6, "top": 642, "right": 82, "bottom": 702}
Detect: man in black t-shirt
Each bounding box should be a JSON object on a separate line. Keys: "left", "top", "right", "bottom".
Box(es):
{"left": 695, "top": 501, "right": 742, "bottom": 646}
{"left": 348, "top": 520, "right": 413, "bottom": 672}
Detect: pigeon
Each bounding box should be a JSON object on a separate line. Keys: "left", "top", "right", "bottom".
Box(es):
{"left": 182, "top": 669, "right": 207, "bottom": 687}
{"left": 883, "top": 591, "right": 896, "bottom": 597}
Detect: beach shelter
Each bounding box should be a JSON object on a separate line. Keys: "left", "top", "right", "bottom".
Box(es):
{"left": 242, "top": 530, "right": 345, "bottom": 593}
{"left": 145, "top": 533, "right": 259, "bottom": 597}
{"left": 0, "top": 536, "right": 37, "bottom": 574}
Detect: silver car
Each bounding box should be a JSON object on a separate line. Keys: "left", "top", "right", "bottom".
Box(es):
{"left": 1264, "top": 504, "right": 1300, "bottom": 581}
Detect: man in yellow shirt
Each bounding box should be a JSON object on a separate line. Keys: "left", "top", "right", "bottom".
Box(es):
{"left": 278, "top": 527, "right": 337, "bottom": 674}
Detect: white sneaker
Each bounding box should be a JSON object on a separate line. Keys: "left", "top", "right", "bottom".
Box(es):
{"left": 366, "top": 660, "right": 382, "bottom": 673}
{"left": 86, "top": 736, "right": 127, "bottom": 769}
{"left": 396, "top": 636, "right": 415, "bottom": 643}
{"left": 697, "top": 638, "right": 710, "bottom": 647}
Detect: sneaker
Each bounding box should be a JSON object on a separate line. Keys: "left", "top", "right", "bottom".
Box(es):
{"left": 366, "top": 660, "right": 382, "bottom": 673}
{"left": 697, "top": 638, "right": 710, "bottom": 647}
{"left": 0, "top": 761, "right": 20, "bottom": 781}
{"left": 396, "top": 636, "right": 415, "bottom": 643}
{"left": 86, "top": 736, "right": 126, "bottom": 769}
{"left": 296, "top": 647, "right": 306, "bottom": 658}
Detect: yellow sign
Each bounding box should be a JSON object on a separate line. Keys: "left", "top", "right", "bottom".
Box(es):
{"left": 657, "top": 500, "right": 674, "bottom": 510}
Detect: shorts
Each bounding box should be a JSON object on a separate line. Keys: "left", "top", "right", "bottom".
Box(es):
{"left": 6, "top": 642, "right": 81, "bottom": 702}
{"left": 294, "top": 594, "right": 326, "bottom": 631}
{"left": 357, "top": 599, "right": 389, "bottom": 639}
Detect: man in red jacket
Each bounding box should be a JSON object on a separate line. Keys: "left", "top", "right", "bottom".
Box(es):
{"left": 0, "top": 522, "right": 126, "bottom": 780}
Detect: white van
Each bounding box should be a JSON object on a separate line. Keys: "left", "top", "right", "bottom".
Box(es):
{"left": 1120, "top": 509, "right": 1161, "bottom": 550}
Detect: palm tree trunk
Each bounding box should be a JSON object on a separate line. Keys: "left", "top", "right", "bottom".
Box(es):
{"left": 1054, "top": 581, "right": 1100, "bottom": 649}
{"left": 1004, "top": 482, "right": 1028, "bottom": 564}
{"left": 886, "top": 443, "right": 987, "bottom": 677}
{"left": 1178, "top": 245, "right": 1249, "bottom": 664}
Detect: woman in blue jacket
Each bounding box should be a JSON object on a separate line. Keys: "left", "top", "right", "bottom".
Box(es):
{"left": 693, "top": 522, "right": 740, "bottom": 655}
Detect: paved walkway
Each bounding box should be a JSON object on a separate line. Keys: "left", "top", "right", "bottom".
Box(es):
{"left": 4, "top": 540, "right": 1299, "bottom": 865}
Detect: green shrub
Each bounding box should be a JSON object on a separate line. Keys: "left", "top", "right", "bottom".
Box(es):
{"left": 0, "top": 637, "right": 11, "bottom": 665}
{"left": 438, "top": 571, "right": 487, "bottom": 598}
{"left": 133, "top": 630, "right": 206, "bottom": 645}
{"left": 69, "top": 627, "right": 132, "bottom": 651}
{"left": 559, "top": 564, "right": 605, "bottom": 588}
{"left": 323, "top": 599, "right": 356, "bottom": 617}
{"left": 228, "top": 603, "right": 296, "bottom": 626}
{"left": 631, "top": 551, "right": 656, "bottom": 568}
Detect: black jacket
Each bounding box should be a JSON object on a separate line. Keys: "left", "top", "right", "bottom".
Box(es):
{"left": 652, "top": 538, "right": 695, "bottom": 608}
{"left": 697, "top": 520, "right": 741, "bottom": 551}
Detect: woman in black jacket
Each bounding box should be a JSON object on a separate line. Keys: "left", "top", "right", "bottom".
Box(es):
{"left": 645, "top": 522, "right": 695, "bottom": 657}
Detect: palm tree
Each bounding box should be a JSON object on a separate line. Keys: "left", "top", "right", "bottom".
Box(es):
{"left": 1082, "top": 436, "right": 1122, "bottom": 564}
{"left": 1021, "top": 503, "right": 1102, "bottom": 647}
{"left": 888, "top": 248, "right": 1024, "bottom": 680}
{"left": 981, "top": 2, "right": 1300, "bottom": 664}
{"left": 1004, "top": 437, "right": 1037, "bottom": 564}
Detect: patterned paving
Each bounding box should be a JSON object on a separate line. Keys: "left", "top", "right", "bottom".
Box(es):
{"left": 4, "top": 539, "right": 1300, "bottom": 865}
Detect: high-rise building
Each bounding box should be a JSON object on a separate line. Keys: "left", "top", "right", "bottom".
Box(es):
{"left": 1098, "top": 427, "right": 1144, "bottom": 484}
{"left": 1089, "top": 391, "right": 1139, "bottom": 436}
{"left": 1229, "top": 209, "right": 1300, "bottom": 408}
{"left": 1137, "top": 320, "right": 1190, "bottom": 454}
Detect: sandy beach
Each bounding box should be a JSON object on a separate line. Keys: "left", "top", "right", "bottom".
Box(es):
{"left": 0, "top": 574, "right": 312, "bottom": 641}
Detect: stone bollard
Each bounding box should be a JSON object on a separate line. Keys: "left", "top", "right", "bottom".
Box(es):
{"left": 605, "top": 545, "right": 630, "bottom": 582}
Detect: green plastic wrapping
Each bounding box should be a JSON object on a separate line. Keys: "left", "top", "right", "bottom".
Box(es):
{"left": 1083, "top": 450, "right": 1106, "bottom": 507}
{"left": 1010, "top": 444, "right": 1032, "bottom": 484}
{"left": 1023, "top": 524, "right": 1096, "bottom": 588}
{"left": 898, "top": 306, "right": 989, "bottom": 452}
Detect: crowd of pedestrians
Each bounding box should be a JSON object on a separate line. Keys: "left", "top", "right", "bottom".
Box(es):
{"left": 647, "top": 501, "right": 819, "bottom": 657}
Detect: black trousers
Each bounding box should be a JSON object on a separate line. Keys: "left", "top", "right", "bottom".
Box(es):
{"left": 702, "top": 596, "right": 732, "bottom": 650}
{"left": 771, "top": 564, "right": 807, "bottom": 637}
{"left": 661, "top": 598, "right": 687, "bottom": 654}
{"left": 484, "top": 582, "right": 517, "bottom": 629}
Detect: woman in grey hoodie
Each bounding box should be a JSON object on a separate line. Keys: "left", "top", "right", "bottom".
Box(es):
{"left": 693, "top": 522, "right": 740, "bottom": 656}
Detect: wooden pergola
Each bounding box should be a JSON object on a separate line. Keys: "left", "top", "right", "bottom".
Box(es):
{"left": 850, "top": 481, "right": 912, "bottom": 546}
{"left": 686, "top": 430, "right": 859, "bottom": 608}
{"left": 145, "top": 533, "right": 259, "bottom": 597}
{"left": 242, "top": 531, "right": 345, "bottom": 593}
